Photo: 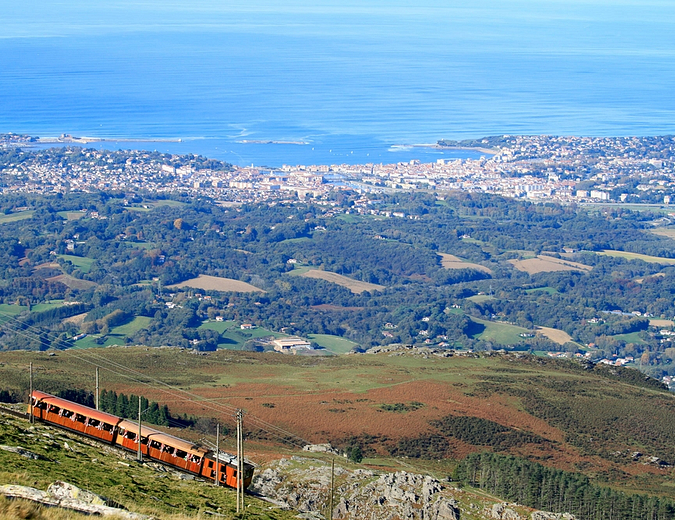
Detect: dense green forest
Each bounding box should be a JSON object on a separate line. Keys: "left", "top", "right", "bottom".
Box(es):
{"left": 1, "top": 190, "right": 675, "bottom": 379}
{"left": 455, "top": 452, "right": 675, "bottom": 520}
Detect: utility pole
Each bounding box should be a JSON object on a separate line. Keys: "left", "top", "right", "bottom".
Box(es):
{"left": 236, "top": 409, "right": 245, "bottom": 514}
{"left": 215, "top": 423, "right": 220, "bottom": 487}
{"left": 29, "top": 362, "right": 33, "bottom": 424}
{"left": 329, "top": 457, "right": 335, "bottom": 520}
{"left": 95, "top": 367, "right": 99, "bottom": 411}
{"left": 137, "top": 398, "right": 142, "bottom": 462}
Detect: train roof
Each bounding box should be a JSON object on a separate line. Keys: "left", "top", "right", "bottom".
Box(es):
{"left": 117, "top": 419, "right": 208, "bottom": 456}
{"left": 32, "top": 390, "right": 122, "bottom": 425}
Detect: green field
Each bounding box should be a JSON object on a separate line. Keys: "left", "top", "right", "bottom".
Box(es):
{"left": 73, "top": 335, "right": 126, "bottom": 349}
{"left": 0, "top": 210, "right": 34, "bottom": 224}
{"left": 57, "top": 254, "right": 96, "bottom": 272}
{"left": 0, "top": 303, "right": 28, "bottom": 322}
{"left": 469, "top": 317, "right": 531, "bottom": 345}
{"left": 525, "top": 287, "right": 559, "bottom": 295}
{"left": 56, "top": 210, "right": 86, "bottom": 220}
{"left": 110, "top": 316, "right": 152, "bottom": 336}
{"left": 287, "top": 265, "right": 314, "bottom": 275}
{"left": 467, "top": 295, "right": 495, "bottom": 303}
{"left": 30, "top": 300, "right": 65, "bottom": 312}
{"left": 280, "top": 236, "right": 312, "bottom": 244}
{"left": 73, "top": 316, "right": 152, "bottom": 348}
{"left": 199, "top": 319, "right": 238, "bottom": 334}
{"left": 200, "top": 320, "right": 287, "bottom": 349}
{"left": 598, "top": 250, "right": 675, "bottom": 264}
{"left": 611, "top": 331, "right": 647, "bottom": 344}
{"left": 307, "top": 333, "right": 359, "bottom": 354}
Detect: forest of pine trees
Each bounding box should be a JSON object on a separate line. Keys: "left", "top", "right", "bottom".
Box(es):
{"left": 98, "top": 389, "right": 170, "bottom": 426}
{"left": 455, "top": 452, "right": 675, "bottom": 520}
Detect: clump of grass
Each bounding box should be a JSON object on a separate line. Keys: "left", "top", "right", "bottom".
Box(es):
{"left": 379, "top": 401, "right": 424, "bottom": 413}
{"left": 0, "top": 496, "right": 91, "bottom": 520}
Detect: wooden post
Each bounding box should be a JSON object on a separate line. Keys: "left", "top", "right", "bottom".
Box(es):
{"left": 95, "top": 367, "right": 99, "bottom": 411}
{"left": 240, "top": 411, "right": 244, "bottom": 513}
{"left": 215, "top": 423, "right": 220, "bottom": 487}
{"left": 137, "top": 397, "right": 142, "bottom": 462}
{"left": 329, "top": 457, "right": 335, "bottom": 520}
{"left": 236, "top": 411, "right": 241, "bottom": 514}
{"left": 29, "top": 362, "right": 33, "bottom": 424}
{"left": 236, "top": 409, "right": 244, "bottom": 514}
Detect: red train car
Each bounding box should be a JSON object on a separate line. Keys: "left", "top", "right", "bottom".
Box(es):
{"left": 30, "top": 391, "right": 254, "bottom": 489}
{"left": 30, "top": 390, "right": 121, "bottom": 444}
{"left": 115, "top": 419, "right": 208, "bottom": 476}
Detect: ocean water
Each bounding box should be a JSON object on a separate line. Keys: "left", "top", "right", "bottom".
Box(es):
{"left": 1, "top": 1, "right": 675, "bottom": 167}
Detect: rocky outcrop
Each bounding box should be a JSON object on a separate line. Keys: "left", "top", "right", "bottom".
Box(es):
{"left": 0, "top": 481, "right": 151, "bottom": 519}
{"left": 252, "top": 461, "right": 459, "bottom": 520}
{"left": 252, "top": 458, "right": 577, "bottom": 520}
{"left": 531, "top": 513, "right": 576, "bottom": 520}
{"left": 490, "top": 503, "right": 524, "bottom": 519}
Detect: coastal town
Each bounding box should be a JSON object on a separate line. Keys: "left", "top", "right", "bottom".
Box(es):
{"left": 1, "top": 133, "right": 675, "bottom": 206}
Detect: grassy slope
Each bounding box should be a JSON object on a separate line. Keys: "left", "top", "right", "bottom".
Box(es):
{"left": 598, "top": 250, "right": 675, "bottom": 264}
{"left": 469, "top": 316, "right": 530, "bottom": 345}
{"left": 0, "top": 211, "right": 34, "bottom": 224}
{"left": 307, "top": 334, "right": 358, "bottom": 354}
{"left": 1, "top": 348, "right": 674, "bottom": 499}
{"left": 0, "top": 412, "right": 294, "bottom": 520}
{"left": 56, "top": 255, "right": 95, "bottom": 273}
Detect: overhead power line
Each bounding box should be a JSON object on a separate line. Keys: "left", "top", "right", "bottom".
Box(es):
{"left": 0, "top": 309, "right": 311, "bottom": 449}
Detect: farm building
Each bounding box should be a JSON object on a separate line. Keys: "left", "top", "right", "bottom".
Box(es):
{"left": 273, "top": 337, "right": 312, "bottom": 353}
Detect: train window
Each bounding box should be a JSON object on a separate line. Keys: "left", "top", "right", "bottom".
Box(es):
{"left": 48, "top": 405, "right": 60, "bottom": 414}
{"left": 150, "top": 440, "right": 162, "bottom": 450}
{"left": 125, "top": 431, "right": 137, "bottom": 441}
{"left": 88, "top": 419, "right": 100, "bottom": 428}
{"left": 176, "top": 450, "right": 188, "bottom": 459}
{"left": 192, "top": 456, "right": 201, "bottom": 464}
{"left": 102, "top": 423, "right": 113, "bottom": 432}
{"left": 61, "top": 410, "right": 73, "bottom": 418}
{"left": 207, "top": 460, "right": 214, "bottom": 469}
{"left": 163, "top": 446, "right": 175, "bottom": 455}
{"left": 35, "top": 401, "right": 47, "bottom": 410}
{"left": 75, "top": 414, "right": 86, "bottom": 423}
{"left": 140, "top": 437, "right": 148, "bottom": 445}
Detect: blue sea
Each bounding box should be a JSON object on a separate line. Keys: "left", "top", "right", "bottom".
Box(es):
{"left": 2, "top": 1, "right": 675, "bottom": 167}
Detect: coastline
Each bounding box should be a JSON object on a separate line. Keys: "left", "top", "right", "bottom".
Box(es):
{"left": 394, "top": 143, "right": 498, "bottom": 155}
{"left": 36, "top": 136, "right": 182, "bottom": 144}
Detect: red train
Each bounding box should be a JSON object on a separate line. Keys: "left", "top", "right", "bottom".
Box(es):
{"left": 29, "top": 390, "right": 254, "bottom": 489}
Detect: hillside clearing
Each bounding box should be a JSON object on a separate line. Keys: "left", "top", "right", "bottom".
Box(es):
{"left": 168, "top": 275, "right": 265, "bottom": 293}
{"left": 509, "top": 255, "right": 592, "bottom": 274}
{"left": 468, "top": 317, "right": 531, "bottom": 345}
{"left": 56, "top": 255, "right": 95, "bottom": 273}
{"left": 650, "top": 319, "right": 675, "bottom": 327}
{"left": 598, "top": 250, "right": 675, "bottom": 264}
{"left": 46, "top": 274, "right": 97, "bottom": 291}
{"left": 536, "top": 326, "right": 574, "bottom": 345}
{"left": 307, "top": 334, "right": 359, "bottom": 354}
{"left": 297, "top": 269, "right": 385, "bottom": 294}
{"left": 438, "top": 253, "right": 492, "bottom": 273}
{"left": 0, "top": 210, "right": 33, "bottom": 224}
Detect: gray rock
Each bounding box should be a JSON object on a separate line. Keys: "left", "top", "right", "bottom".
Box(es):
{"left": 0, "top": 445, "right": 44, "bottom": 460}
{"left": 491, "top": 503, "right": 523, "bottom": 520}
{"left": 531, "top": 512, "right": 576, "bottom": 520}
{"left": 0, "top": 483, "right": 150, "bottom": 519}
{"left": 425, "top": 498, "right": 461, "bottom": 520}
